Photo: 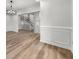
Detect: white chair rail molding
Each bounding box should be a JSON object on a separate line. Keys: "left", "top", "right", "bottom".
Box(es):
{"left": 40, "top": 0, "right": 73, "bottom": 51}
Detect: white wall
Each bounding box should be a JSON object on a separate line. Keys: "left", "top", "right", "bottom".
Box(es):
{"left": 6, "top": 15, "right": 19, "bottom": 32}
{"left": 40, "top": 0, "right": 72, "bottom": 50}
{"left": 34, "top": 12, "right": 40, "bottom": 33}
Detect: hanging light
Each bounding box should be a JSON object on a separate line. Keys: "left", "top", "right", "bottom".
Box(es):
{"left": 36, "top": 0, "right": 40, "bottom": 2}
{"left": 6, "top": 0, "right": 17, "bottom": 15}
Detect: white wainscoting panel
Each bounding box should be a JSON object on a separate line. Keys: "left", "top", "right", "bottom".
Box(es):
{"left": 40, "top": 26, "right": 72, "bottom": 50}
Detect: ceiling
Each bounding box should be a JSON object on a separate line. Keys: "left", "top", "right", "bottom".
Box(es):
{"left": 6, "top": 0, "right": 40, "bottom": 10}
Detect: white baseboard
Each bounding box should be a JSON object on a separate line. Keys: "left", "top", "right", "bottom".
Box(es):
{"left": 40, "top": 40, "right": 72, "bottom": 50}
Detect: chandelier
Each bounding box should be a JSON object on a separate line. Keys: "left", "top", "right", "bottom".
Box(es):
{"left": 6, "top": 0, "right": 17, "bottom": 15}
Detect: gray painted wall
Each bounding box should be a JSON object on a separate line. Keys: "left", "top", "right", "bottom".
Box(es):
{"left": 6, "top": 15, "right": 19, "bottom": 32}
{"left": 40, "top": 0, "right": 73, "bottom": 50}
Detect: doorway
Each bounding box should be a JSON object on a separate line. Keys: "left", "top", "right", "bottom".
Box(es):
{"left": 18, "top": 11, "right": 40, "bottom": 33}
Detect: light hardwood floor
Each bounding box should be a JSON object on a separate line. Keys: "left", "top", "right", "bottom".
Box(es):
{"left": 6, "top": 30, "right": 73, "bottom": 59}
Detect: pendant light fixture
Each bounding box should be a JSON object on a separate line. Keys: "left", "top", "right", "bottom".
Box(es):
{"left": 36, "top": 0, "right": 40, "bottom": 2}
{"left": 6, "top": 0, "right": 17, "bottom": 15}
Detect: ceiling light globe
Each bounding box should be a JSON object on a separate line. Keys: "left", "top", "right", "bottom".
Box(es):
{"left": 36, "top": 0, "right": 40, "bottom": 2}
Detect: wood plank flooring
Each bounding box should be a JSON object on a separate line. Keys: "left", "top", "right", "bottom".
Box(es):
{"left": 6, "top": 30, "right": 73, "bottom": 59}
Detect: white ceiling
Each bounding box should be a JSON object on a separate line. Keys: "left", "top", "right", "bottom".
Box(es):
{"left": 6, "top": 0, "right": 40, "bottom": 10}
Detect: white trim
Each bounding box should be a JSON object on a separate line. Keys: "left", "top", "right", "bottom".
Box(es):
{"left": 40, "top": 26, "right": 72, "bottom": 30}
{"left": 40, "top": 40, "right": 72, "bottom": 50}
{"left": 40, "top": 26, "right": 72, "bottom": 51}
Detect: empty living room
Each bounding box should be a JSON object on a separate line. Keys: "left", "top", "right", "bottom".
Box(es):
{"left": 6, "top": 0, "right": 73, "bottom": 59}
